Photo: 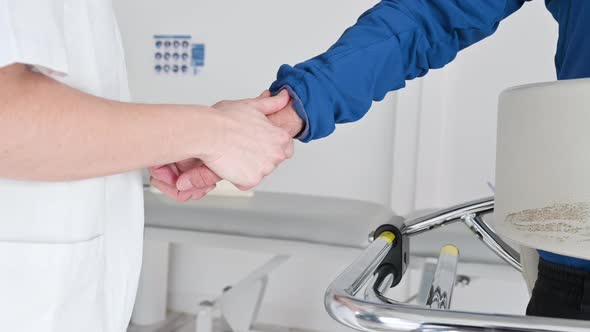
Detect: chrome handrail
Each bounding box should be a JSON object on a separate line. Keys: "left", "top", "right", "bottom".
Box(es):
{"left": 325, "top": 198, "right": 590, "bottom": 332}
{"left": 404, "top": 196, "right": 521, "bottom": 271}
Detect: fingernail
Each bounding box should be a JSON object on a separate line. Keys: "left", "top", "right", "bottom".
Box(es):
{"left": 279, "top": 89, "right": 288, "bottom": 96}
{"left": 177, "top": 177, "right": 193, "bottom": 191}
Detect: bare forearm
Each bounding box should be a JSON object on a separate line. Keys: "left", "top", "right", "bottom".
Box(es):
{"left": 0, "top": 65, "right": 214, "bottom": 181}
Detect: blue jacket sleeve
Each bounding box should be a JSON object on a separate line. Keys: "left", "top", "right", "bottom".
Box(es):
{"left": 270, "top": 0, "right": 527, "bottom": 142}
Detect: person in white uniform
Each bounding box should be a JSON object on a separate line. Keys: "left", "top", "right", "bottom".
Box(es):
{"left": 0, "top": 1, "right": 294, "bottom": 331}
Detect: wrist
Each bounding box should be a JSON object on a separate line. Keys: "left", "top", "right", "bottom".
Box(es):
{"left": 271, "top": 85, "right": 309, "bottom": 140}
{"left": 182, "top": 106, "right": 223, "bottom": 161}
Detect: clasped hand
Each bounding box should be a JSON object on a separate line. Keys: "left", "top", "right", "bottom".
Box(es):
{"left": 149, "top": 90, "right": 303, "bottom": 201}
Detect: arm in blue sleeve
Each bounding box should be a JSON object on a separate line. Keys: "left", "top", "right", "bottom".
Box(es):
{"left": 270, "top": 0, "right": 527, "bottom": 142}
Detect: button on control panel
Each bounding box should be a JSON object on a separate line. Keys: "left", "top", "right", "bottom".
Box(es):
{"left": 153, "top": 35, "right": 205, "bottom": 76}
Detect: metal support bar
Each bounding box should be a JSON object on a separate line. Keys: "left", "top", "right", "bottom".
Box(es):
{"left": 404, "top": 197, "right": 521, "bottom": 271}
{"left": 195, "top": 255, "right": 289, "bottom": 332}
{"left": 425, "top": 245, "right": 459, "bottom": 310}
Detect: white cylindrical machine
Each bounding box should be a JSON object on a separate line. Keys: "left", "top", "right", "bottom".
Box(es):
{"left": 495, "top": 78, "right": 590, "bottom": 260}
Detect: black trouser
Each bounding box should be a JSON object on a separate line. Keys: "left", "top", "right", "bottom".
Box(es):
{"left": 527, "top": 258, "right": 590, "bottom": 320}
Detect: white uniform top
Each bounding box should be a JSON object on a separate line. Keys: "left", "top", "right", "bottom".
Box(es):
{"left": 0, "top": 1, "right": 143, "bottom": 331}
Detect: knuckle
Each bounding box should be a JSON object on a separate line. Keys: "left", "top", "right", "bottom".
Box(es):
{"left": 280, "top": 131, "right": 291, "bottom": 142}
{"left": 248, "top": 174, "right": 263, "bottom": 188}
{"left": 263, "top": 162, "right": 276, "bottom": 175}
{"left": 240, "top": 183, "right": 254, "bottom": 191}
{"left": 239, "top": 178, "right": 255, "bottom": 191}
{"left": 274, "top": 151, "right": 286, "bottom": 163}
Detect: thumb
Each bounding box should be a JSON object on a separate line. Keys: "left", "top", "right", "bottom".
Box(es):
{"left": 252, "top": 89, "right": 290, "bottom": 116}
{"left": 257, "top": 90, "right": 272, "bottom": 98}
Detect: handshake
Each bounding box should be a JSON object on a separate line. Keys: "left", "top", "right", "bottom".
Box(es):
{"left": 149, "top": 89, "right": 304, "bottom": 201}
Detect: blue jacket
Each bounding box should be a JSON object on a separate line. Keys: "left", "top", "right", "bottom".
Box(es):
{"left": 270, "top": 0, "right": 590, "bottom": 269}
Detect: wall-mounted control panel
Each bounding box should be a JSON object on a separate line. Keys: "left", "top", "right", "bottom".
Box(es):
{"left": 153, "top": 35, "right": 205, "bottom": 76}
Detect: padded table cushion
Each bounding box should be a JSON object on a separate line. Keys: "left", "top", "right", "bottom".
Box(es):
{"left": 144, "top": 190, "right": 400, "bottom": 249}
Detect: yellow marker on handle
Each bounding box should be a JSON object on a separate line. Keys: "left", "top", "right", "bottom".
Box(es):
{"left": 441, "top": 244, "right": 459, "bottom": 257}
{"left": 379, "top": 231, "right": 396, "bottom": 244}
